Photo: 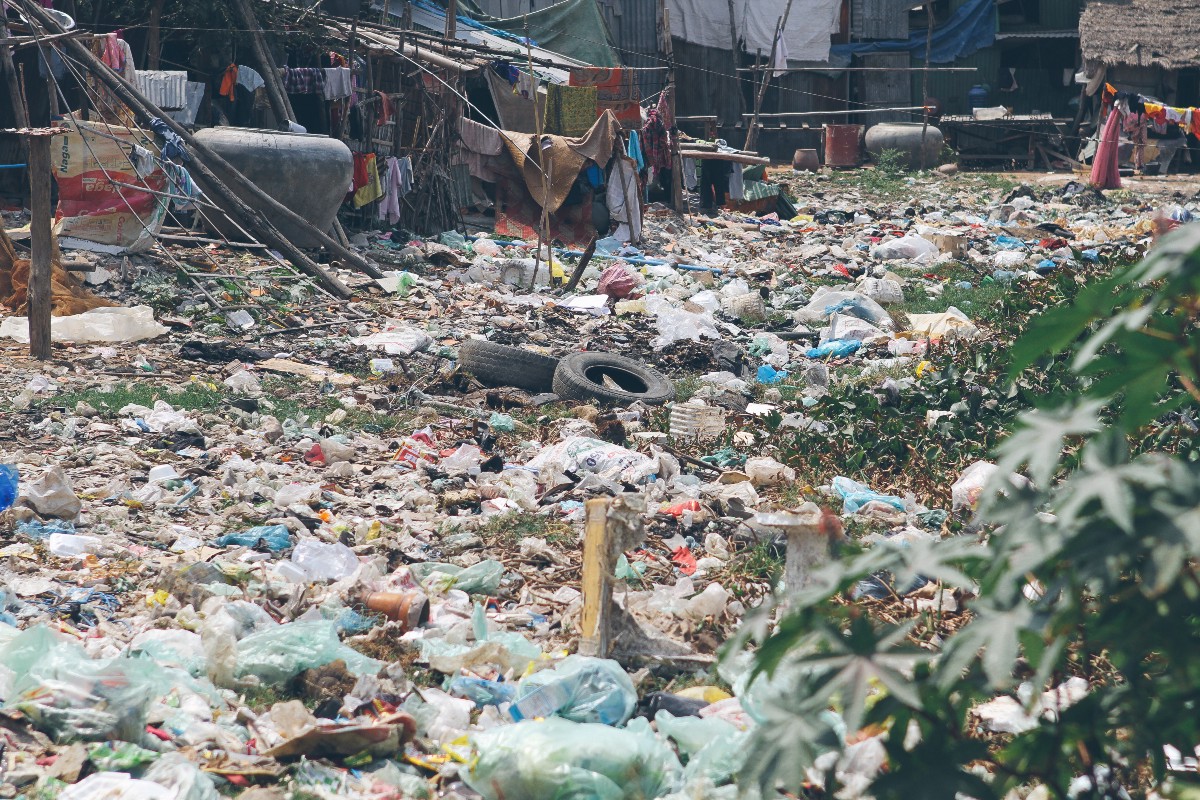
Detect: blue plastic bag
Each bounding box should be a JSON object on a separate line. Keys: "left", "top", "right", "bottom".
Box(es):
{"left": 213, "top": 525, "right": 293, "bottom": 552}
{"left": 756, "top": 365, "right": 787, "bottom": 384}
{"left": 0, "top": 466, "right": 17, "bottom": 513}
{"left": 994, "top": 235, "right": 1025, "bottom": 250}
{"left": 832, "top": 476, "right": 906, "bottom": 514}
{"left": 806, "top": 339, "right": 862, "bottom": 359}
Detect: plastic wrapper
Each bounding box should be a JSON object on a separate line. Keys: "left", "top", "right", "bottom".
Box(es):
{"left": 234, "top": 620, "right": 382, "bottom": 684}
{"left": 57, "top": 773, "right": 173, "bottom": 800}
{"left": 905, "top": 307, "right": 980, "bottom": 340}
{"left": 511, "top": 655, "right": 637, "bottom": 726}
{"left": 806, "top": 339, "right": 862, "bottom": 359}
{"left": 0, "top": 465, "right": 16, "bottom": 512}
{"left": 21, "top": 465, "right": 81, "bottom": 520}
{"left": 130, "top": 629, "right": 206, "bottom": 676}
{"left": 796, "top": 288, "right": 890, "bottom": 327}
{"left": 352, "top": 323, "right": 432, "bottom": 355}
{"left": 1, "top": 626, "right": 171, "bottom": 742}
{"left": 465, "top": 717, "right": 683, "bottom": 800}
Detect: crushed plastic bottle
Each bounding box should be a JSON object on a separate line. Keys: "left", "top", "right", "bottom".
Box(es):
{"left": 668, "top": 400, "right": 726, "bottom": 442}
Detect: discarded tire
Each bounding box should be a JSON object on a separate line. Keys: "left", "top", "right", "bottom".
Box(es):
{"left": 552, "top": 352, "right": 676, "bottom": 406}
{"left": 458, "top": 339, "right": 560, "bottom": 393}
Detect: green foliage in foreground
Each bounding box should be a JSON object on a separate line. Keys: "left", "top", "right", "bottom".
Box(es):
{"left": 736, "top": 224, "right": 1200, "bottom": 799}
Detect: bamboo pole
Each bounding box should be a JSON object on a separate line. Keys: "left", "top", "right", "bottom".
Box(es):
{"left": 745, "top": 0, "right": 795, "bottom": 151}
{"left": 27, "top": 133, "right": 52, "bottom": 360}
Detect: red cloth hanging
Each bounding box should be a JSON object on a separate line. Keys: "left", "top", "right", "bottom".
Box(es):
{"left": 1090, "top": 107, "right": 1123, "bottom": 190}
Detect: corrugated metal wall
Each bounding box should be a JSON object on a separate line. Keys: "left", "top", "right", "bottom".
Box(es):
{"left": 852, "top": 0, "right": 910, "bottom": 40}
{"left": 597, "top": 0, "right": 665, "bottom": 100}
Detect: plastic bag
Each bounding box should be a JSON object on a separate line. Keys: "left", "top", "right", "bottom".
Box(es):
{"left": 0, "top": 306, "right": 168, "bottom": 344}
{"left": 871, "top": 234, "right": 938, "bottom": 261}
{"left": 0, "top": 465, "right": 17, "bottom": 512}
{"left": 213, "top": 524, "right": 292, "bottom": 552}
{"left": 1, "top": 626, "right": 170, "bottom": 742}
{"left": 291, "top": 539, "right": 360, "bottom": 581}
{"left": 858, "top": 277, "right": 904, "bottom": 305}
{"left": 796, "top": 288, "right": 890, "bottom": 327}
{"left": 465, "top": 717, "right": 683, "bottom": 800}
{"left": 526, "top": 437, "right": 654, "bottom": 485}
{"left": 906, "top": 307, "right": 980, "bottom": 340}
{"left": 831, "top": 476, "right": 906, "bottom": 514}
{"left": 806, "top": 339, "right": 861, "bottom": 359}
{"left": 234, "top": 620, "right": 382, "bottom": 684}
{"left": 22, "top": 465, "right": 81, "bottom": 519}
{"left": 510, "top": 656, "right": 637, "bottom": 726}
{"left": 57, "top": 773, "right": 173, "bottom": 800}
{"left": 143, "top": 753, "right": 221, "bottom": 800}
{"left": 130, "top": 629, "right": 207, "bottom": 677}
{"left": 352, "top": 323, "right": 432, "bottom": 355}
{"left": 410, "top": 559, "right": 504, "bottom": 595}
{"left": 655, "top": 711, "right": 748, "bottom": 786}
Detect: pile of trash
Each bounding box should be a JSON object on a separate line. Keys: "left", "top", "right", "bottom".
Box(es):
{"left": 0, "top": 169, "right": 1180, "bottom": 799}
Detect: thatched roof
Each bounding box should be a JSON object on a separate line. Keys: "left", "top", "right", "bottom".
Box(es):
{"left": 1080, "top": 0, "right": 1200, "bottom": 70}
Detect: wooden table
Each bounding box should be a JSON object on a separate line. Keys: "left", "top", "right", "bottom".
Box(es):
{"left": 940, "top": 114, "right": 1076, "bottom": 170}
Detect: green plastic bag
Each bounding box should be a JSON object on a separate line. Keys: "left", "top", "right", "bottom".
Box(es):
{"left": 0, "top": 626, "right": 171, "bottom": 743}
{"left": 87, "top": 741, "right": 161, "bottom": 771}
{"left": 409, "top": 560, "right": 504, "bottom": 595}
{"left": 235, "top": 620, "right": 382, "bottom": 683}
{"left": 655, "top": 711, "right": 748, "bottom": 786}
{"left": 466, "top": 717, "right": 682, "bottom": 800}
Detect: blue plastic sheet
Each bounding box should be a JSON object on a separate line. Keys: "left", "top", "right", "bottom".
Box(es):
{"left": 830, "top": 0, "right": 996, "bottom": 63}
{"left": 0, "top": 465, "right": 16, "bottom": 513}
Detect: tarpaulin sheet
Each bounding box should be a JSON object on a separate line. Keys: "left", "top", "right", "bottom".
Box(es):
{"left": 666, "top": 0, "right": 841, "bottom": 63}
{"left": 451, "top": 0, "right": 620, "bottom": 67}
{"left": 830, "top": 0, "right": 996, "bottom": 64}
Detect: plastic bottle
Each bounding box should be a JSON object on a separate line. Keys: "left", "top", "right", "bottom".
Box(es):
{"left": 668, "top": 400, "right": 726, "bottom": 442}
{"left": 0, "top": 465, "right": 17, "bottom": 512}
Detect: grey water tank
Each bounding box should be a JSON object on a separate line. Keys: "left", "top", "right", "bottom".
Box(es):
{"left": 192, "top": 127, "right": 353, "bottom": 248}
{"left": 865, "top": 122, "right": 944, "bottom": 170}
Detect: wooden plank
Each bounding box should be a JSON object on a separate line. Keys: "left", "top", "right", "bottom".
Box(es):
{"left": 27, "top": 135, "right": 51, "bottom": 360}
{"left": 578, "top": 497, "right": 613, "bottom": 658}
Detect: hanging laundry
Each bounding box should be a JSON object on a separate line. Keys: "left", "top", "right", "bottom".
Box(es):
{"left": 129, "top": 145, "right": 156, "bottom": 179}
{"left": 627, "top": 130, "right": 644, "bottom": 172}
{"left": 236, "top": 65, "right": 265, "bottom": 93}
{"left": 375, "top": 91, "right": 393, "bottom": 125}
{"left": 219, "top": 64, "right": 239, "bottom": 101}
{"left": 101, "top": 32, "right": 123, "bottom": 70}
{"left": 607, "top": 154, "right": 641, "bottom": 244}
{"left": 569, "top": 67, "right": 640, "bottom": 128}
{"left": 377, "top": 156, "right": 413, "bottom": 226}
{"left": 352, "top": 153, "right": 383, "bottom": 208}
{"left": 282, "top": 67, "right": 325, "bottom": 95}
{"left": 149, "top": 118, "right": 190, "bottom": 162}
{"left": 162, "top": 163, "right": 203, "bottom": 211}
{"left": 1090, "top": 107, "right": 1122, "bottom": 190}
{"left": 323, "top": 67, "right": 352, "bottom": 100}
{"left": 545, "top": 84, "right": 597, "bottom": 137}
{"left": 656, "top": 85, "right": 675, "bottom": 129}
{"left": 728, "top": 163, "right": 745, "bottom": 202}
{"left": 642, "top": 108, "right": 671, "bottom": 172}
{"left": 458, "top": 118, "right": 504, "bottom": 182}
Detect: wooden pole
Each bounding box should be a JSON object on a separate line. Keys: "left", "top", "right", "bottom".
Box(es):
{"left": 18, "top": 0, "right": 380, "bottom": 289}
{"left": 579, "top": 497, "right": 613, "bottom": 657}
{"left": 230, "top": 0, "right": 295, "bottom": 129}
{"left": 918, "top": 1, "right": 934, "bottom": 170}
{"left": 662, "top": 4, "right": 684, "bottom": 213}
{"left": 725, "top": 0, "right": 746, "bottom": 121}
{"left": 0, "top": 18, "right": 31, "bottom": 129}
{"left": 745, "top": 0, "right": 794, "bottom": 151}
{"left": 27, "top": 134, "right": 52, "bottom": 360}
{"left": 444, "top": 0, "right": 457, "bottom": 42}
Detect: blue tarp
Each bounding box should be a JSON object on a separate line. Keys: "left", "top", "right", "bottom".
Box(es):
{"left": 830, "top": 0, "right": 997, "bottom": 64}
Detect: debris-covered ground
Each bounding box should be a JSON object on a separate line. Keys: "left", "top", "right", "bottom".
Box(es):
{"left": 0, "top": 167, "right": 1194, "bottom": 800}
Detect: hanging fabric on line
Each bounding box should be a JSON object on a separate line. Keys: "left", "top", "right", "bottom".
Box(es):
{"left": 282, "top": 67, "right": 325, "bottom": 95}
{"left": 352, "top": 153, "right": 383, "bottom": 208}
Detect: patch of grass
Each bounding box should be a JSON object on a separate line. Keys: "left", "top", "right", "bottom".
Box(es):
{"left": 476, "top": 511, "right": 576, "bottom": 547}
{"left": 724, "top": 541, "right": 784, "bottom": 586}
{"left": 674, "top": 376, "right": 702, "bottom": 403}
{"left": 53, "top": 382, "right": 226, "bottom": 414}
{"left": 972, "top": 173, "right": 1020, "bottom": 195}
{"left": 898, "top": 278, "right": 1016, "bottom": 327}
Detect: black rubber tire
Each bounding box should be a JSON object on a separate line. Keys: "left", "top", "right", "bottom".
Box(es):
{"left": 552, "top": 351, "right": 676, "bottom": 406}
{"left": 458, "top": 338, "right": 560, "bottom": 393}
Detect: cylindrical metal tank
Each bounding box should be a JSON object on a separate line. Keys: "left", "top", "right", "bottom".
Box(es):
{"left": 823, "top": 124, "right": 863, "bottom": 168}
{"left": 191, "top": 128, "right": 353, "bottom": 248}
{"left": 865, "top": 122, "right": 944, "bottom": 169}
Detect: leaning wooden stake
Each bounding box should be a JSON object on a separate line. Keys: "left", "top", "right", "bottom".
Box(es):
{"left": 579, "top": 497, "right": 614, "bottom": 657}
{"left": 27, "top": 132, "right": 53, "bottom": 360}
{"left": 18, "top": 0, "right": 381, "bottom": 290}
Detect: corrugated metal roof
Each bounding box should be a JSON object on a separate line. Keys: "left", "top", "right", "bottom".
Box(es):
{"left": 137, "top": 70, "right": 189, "bottom": 110}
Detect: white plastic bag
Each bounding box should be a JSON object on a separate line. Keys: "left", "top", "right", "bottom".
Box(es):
{"left": 291, "top": 539, "right": 360, "bottom": 581}
{"left": 0, "top": 306, "right": 167, "bottom": 344}
{"left": 871, "top": 233, "right": 939, "bottom": 261}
